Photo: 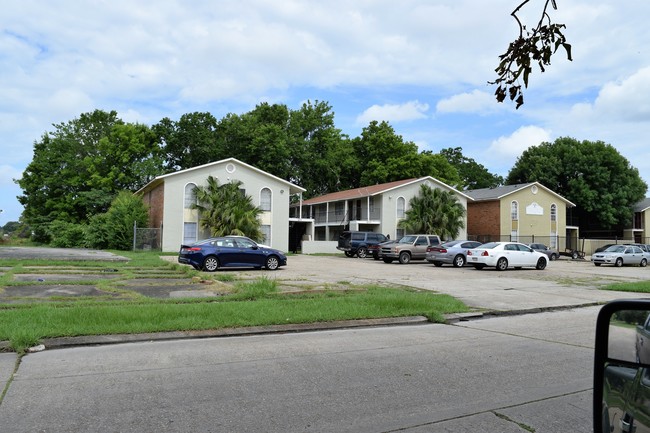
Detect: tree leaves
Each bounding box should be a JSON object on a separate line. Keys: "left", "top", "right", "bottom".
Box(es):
{"left": 490, "top": 0, "right": 572, "bottom": 109}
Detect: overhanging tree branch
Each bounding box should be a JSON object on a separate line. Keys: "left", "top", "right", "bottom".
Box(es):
{"left": 489, "top": 0, "right": 572, "bottom": 109}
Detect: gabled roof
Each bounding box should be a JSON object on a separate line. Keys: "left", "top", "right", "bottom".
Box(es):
{"left": 634, "top": 198, "right": 650, "bottom": 213}
{"left": 302, "top": 176, "right": 471, "bottom": 205}
{"left": 465, "top": 182, "right": 575, "bottom": 207}
{"left": 137, "top": 157, "right": 306, "bottom": 194}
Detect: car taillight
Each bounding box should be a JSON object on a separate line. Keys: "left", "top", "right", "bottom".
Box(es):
{"left": 481, "top": 251, "right": 489, "bottom": 256}
{"left": 182, "top": 247, "right": 202, "bottom": 252}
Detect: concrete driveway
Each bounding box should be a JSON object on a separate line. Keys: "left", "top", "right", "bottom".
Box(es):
{"left": 0, "top": 246, "right": 129, "bottom": 261}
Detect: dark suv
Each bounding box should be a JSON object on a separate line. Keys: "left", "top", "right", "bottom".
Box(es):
{"left": 337, "top": 231, "right": 388, "bottom": 258}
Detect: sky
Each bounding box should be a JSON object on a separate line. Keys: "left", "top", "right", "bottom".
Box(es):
{"left": 2, "top": 1, "right": 650, "bottom": 226}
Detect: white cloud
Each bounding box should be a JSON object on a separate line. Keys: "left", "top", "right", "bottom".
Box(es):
{"left": 483, "top": 126, "right": 551, "bottom": 173}
{"left": 436, "top": 90, "right": 504, "bottom": 115}
{"left": 356, "top": 101, "right": 429, "bottom": 125}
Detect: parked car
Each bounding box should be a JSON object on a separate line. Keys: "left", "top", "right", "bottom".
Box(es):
{"left": 528, "top": 243, "right": 559, "bottom": 261}
{"left": 178, "top": 236, "right": 287, "bottom": 271}
{"left": 594, "top": 243, "right": 617, "bottom": 254}
{"left": 467, "top": 241, "right": 548, "bottom": 271}
{"left": 591, "top": 244, "right": 648, "bottom": 267}
{"left": 426, "top": 240, "right": 483, "bottom": 267}
{"left": 337, "top": 231, "right": 388, "bottom": 258}
{"left": 381, "top": 234, "right": 441, "bottom": 264}
{"left": 368, "top": 239, "right": 397, "bottom": 260}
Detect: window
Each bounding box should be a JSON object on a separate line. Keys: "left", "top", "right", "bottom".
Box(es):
{"left": 369, "top": 196, "right": 375, "bottom": 213}
{"left": 510, "top": 201, "right": 519, "bottom": 221}
{"left": 550, "top": 204, "right": 557, "bottom": 222}
{"left": 184, "top": 183, "right": 197, "bottom": 209}
{"left": 183, "top": 222, "right": 197, "bottom": 244}
{"left": 397, "top": 197, "right": 405, "bottom": 218}
{"left": 261, "top": 225, "right": 271, "bottom": 245}
{"left": 335, "top": 202, "right": 344, "bottom": 216}
{"left": 260, "top": 188, "right": 272, "bottom": 211}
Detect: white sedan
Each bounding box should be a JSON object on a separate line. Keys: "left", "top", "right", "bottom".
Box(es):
{"left": 467, "top": 241, "right": 548, "bottom": 271}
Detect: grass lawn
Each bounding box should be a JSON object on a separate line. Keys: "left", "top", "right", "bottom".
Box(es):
{"left": 601, "top": 280, "right": 650, "bottom": 293}
{"left": 0, "top": 251, "right": 468, "bottom": 352}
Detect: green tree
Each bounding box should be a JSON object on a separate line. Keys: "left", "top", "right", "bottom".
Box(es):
{"left": 440, "top": 147, "right": 503, "bottom": 189}
{"left": 193, "top": 176, "right": 263, "bottom": 241}
{"left": 350, "top": 121, "right": 461, "bottom": 188}
{"left": 154, "top": 112, "right": 221, "bottom": 172}
{"left": 506, "top": 137, "right": 647, "bottom": 233}
{"left": 17, "top": 110, "right": 163, "bottom": 231}
{"left": 286, "top": 100, "right": 348, "bottom": 197}
{"left": 398, "top": 185, "right": 466, "bottom": 239}
{"left": 95, "top": 191, "right": 149, "bottom": 251}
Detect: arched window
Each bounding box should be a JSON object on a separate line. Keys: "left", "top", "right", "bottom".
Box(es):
{"left": 184, "top": 183, "right": 197, "bottom": 209}
{"left": 260, "top": 188, "right": 272, "bottom": 211}
{"left": 510, "top": 201, "right": 519, "bottom": 221}
{"left": 397, "top": 197, "right": 405, "bottom": 218}
{"left": 550, "top": 204, "right": 557, "bottom": 222}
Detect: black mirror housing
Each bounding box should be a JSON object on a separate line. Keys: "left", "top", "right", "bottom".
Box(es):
{"left": 594, "top": 299, "right": 650, "bottom": 433}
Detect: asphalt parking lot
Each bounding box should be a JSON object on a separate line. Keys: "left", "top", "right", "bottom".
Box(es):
{"left": 257, "top": 254, "right": 650, "bottom": 312}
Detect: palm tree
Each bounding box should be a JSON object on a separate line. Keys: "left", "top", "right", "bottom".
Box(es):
{"left": 193, "top": 176, "right": 264, "bottom": 241}
{"left": 398, "top": 184, "right": 466, "bottom": 239}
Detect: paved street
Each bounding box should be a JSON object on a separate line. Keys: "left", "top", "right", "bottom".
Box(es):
{"left": 2, "top": 253, "right": 650, "bottom": 432}
{"left": 1, "top": 308, "right": 596, "bottom": 433}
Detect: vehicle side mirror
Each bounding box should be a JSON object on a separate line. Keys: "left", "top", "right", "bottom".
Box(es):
{"left": 594, "top": 299, "right": 650, "bottom": 433}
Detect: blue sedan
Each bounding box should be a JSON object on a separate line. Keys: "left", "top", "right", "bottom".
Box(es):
{"left": 178, "top": 236, "right": 287, "bottom": 271}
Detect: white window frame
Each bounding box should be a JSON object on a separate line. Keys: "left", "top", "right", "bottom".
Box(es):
{"left": 397, "top": 197, "right": 406, "bottom": 219}
{"left": 260, "top": 188, "right": 272, "bottom": 211}
{"left": 184, "top": 183, "right": 197, "bottom": 209}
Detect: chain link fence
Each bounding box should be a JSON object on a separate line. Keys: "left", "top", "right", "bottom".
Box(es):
{"left": 133, "top": 224, "right": 162, "bottom": 251}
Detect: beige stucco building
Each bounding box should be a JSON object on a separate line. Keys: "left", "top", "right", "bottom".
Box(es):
{"left": 137, "top": 158, "right": 305, "bottom": 252}
{"left": 465, "top": 182, "right": 577, "bottom": 250}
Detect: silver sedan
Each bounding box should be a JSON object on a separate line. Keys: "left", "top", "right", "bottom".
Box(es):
{"left": 426, "top": 240, "right": 483, "bottom": 267}
{"left": 591, "top": 245, "right": 648, "bottom": 267}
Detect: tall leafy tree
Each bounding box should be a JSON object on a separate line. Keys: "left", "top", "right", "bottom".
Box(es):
{"left": 154, "top": 112, "right": 221, "bottom": 172}
{"left": 440, "top": 147, "right": 503, "bottom": 189}
{"left": 17, "top": 110, "right": 161, "bottom": 229}
{"left": 507, "top": 137, "right": 647, "bottom": 233}
{"left": 286, "top": 100, "right": 348, "bottom": 197}
{"left": 193, "top": 176, "right": 263, "bottom": 241}
{"left": 398, "top": 185, "right": 466, "bottom": 239}
{"left": 350, "top": 121, "right": 461, "bottom": 188}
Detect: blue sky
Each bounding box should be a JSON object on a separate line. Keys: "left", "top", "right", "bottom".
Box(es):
{"left": 2, "top": 1, "right": 650, "bottom": 225}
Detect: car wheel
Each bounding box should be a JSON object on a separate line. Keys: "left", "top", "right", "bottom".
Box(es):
{"left": 202, "top": 256, "right": 219, "bottom": 272}
{"left": 571, "top": 250, "right": 579, "bottom": 260}
{"left": 265, "top": 255, "right": 280, "bottom": 270}
{"left": 344, "top": 251, "right": 354, "bottom": 258}
{"left": 433, "top": 262, "right": 443, "bottom": 267}
{"left": 641, "top": 258, "right": 648, "bottom": 267}
{"left": 383, "top": 258, "right": 393, "bottom": 264}
{"left": 536, "top": 257, "right": 547, "bottom": 270}
{"left": 496, "top": 257, "right": 508, "bottom": 271}
{"left": 473, "top": 264, "right": 485, "bottom": 270}
{"left": 594, "top": 263, "right": 601, "bottom": 266}
{"left": 373, "top": 252, "right": 379, "bottom": 260}
{"left": 550, "top": 253, "right": 557, "bottom": 261}
{"left": 453, "top": 255, "right": 466, "bottom": 268}
{"left": 357, "top": 247, "right": 368, "bottom": 259}
{"left": 398, "top": 251, "right": 411, "bottom": 264}
{"left": 615, "top": 257, "right": 623, "bottom": 267}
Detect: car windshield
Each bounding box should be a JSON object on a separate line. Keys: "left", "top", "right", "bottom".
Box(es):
{"left": 399, "top": 235, "right": 417, "bottom": 243}
{"left": 442, "top": 241, "right": 462, "bottom": 248}
{"left": 605, "top": 245, "right": 625, "bottom": 253}
{"left": 478, "top": 242, "right": 499, "bottom": 249}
